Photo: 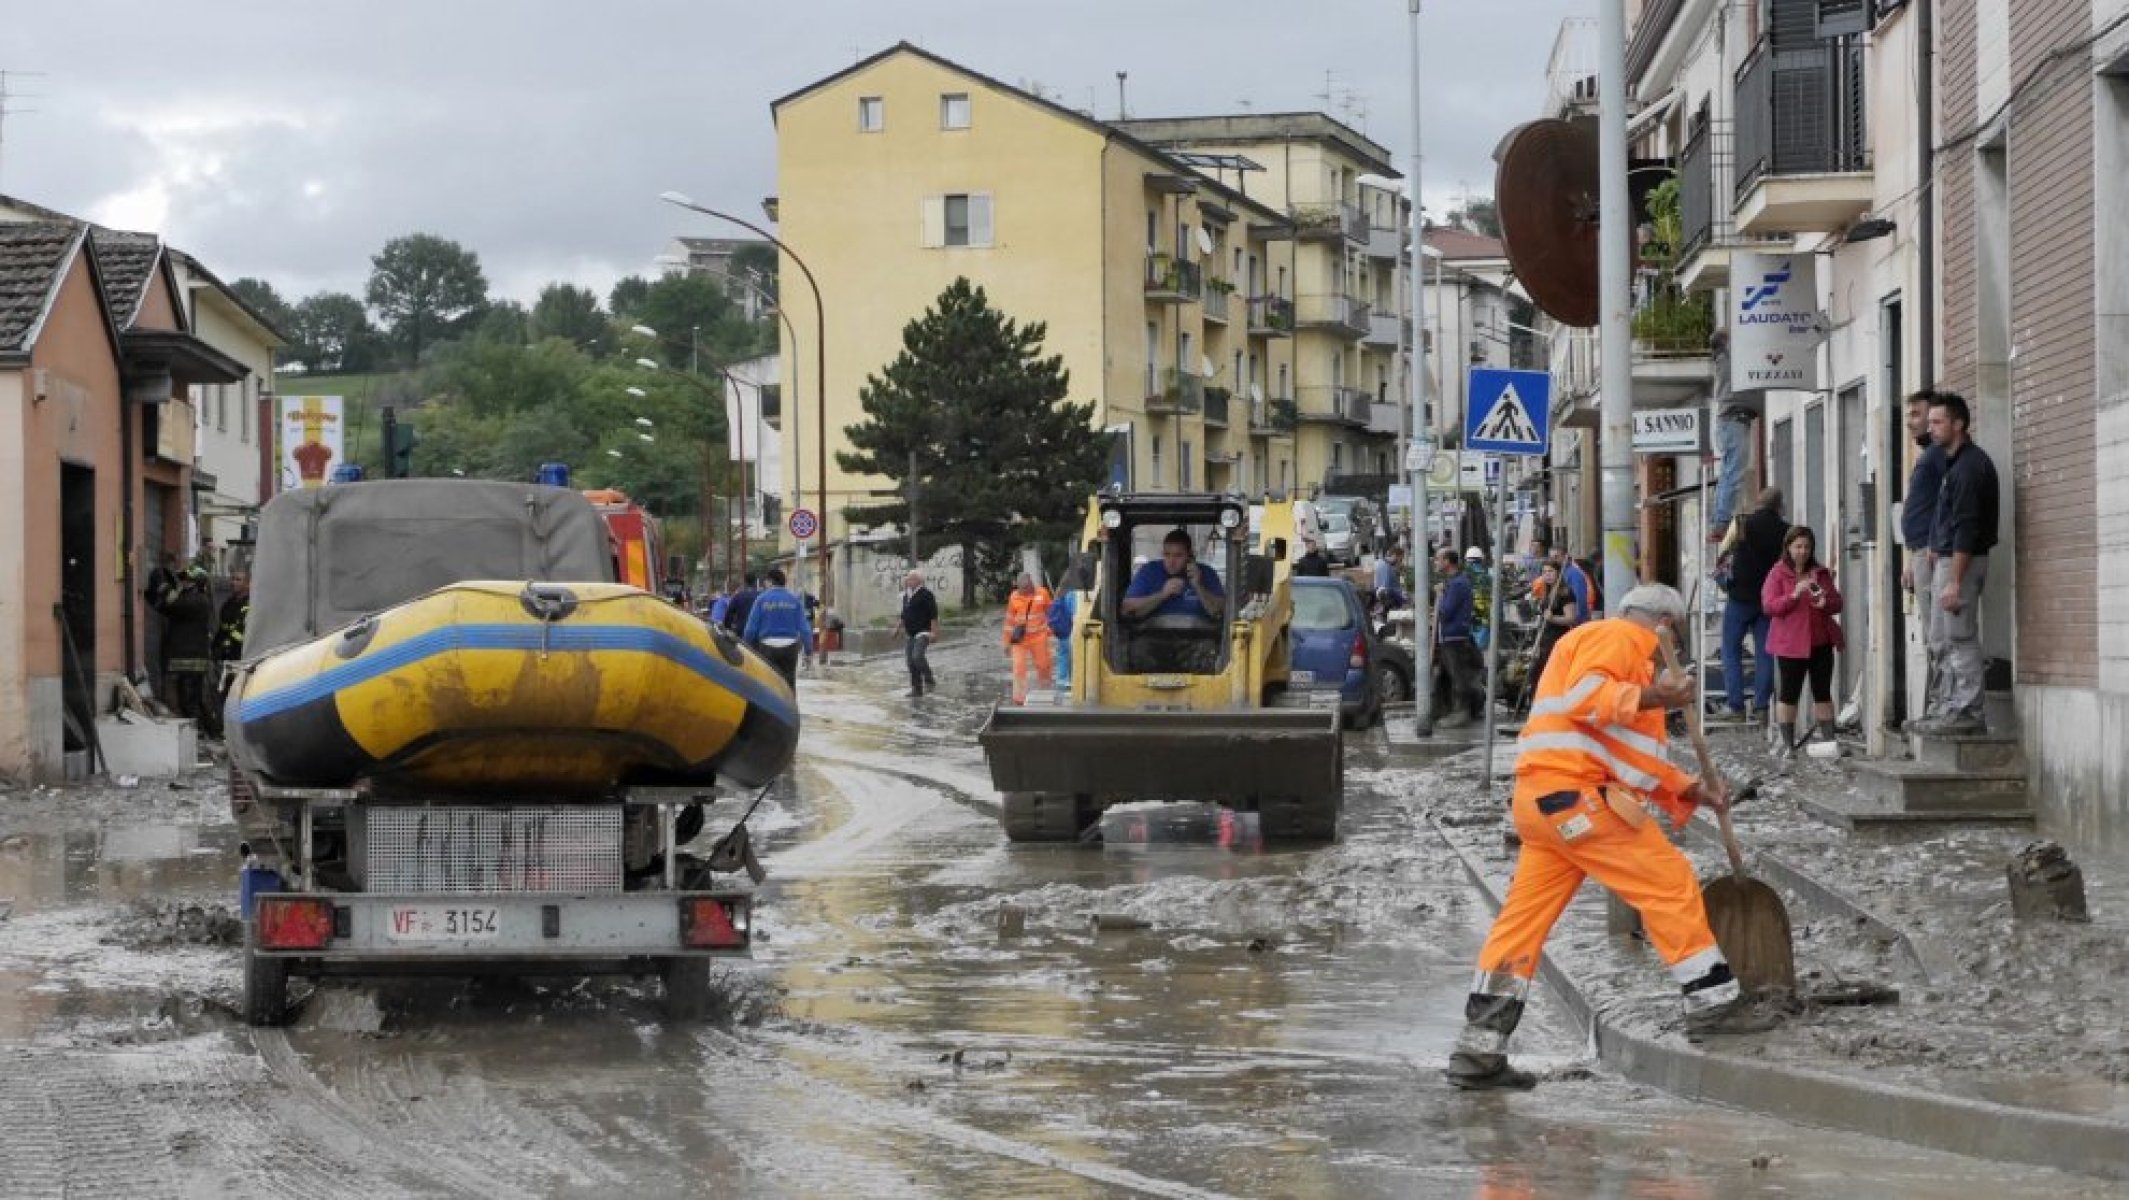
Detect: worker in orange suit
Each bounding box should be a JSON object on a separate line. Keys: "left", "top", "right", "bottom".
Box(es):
{"left": 1002, "top": 572, "right": 1055, "bottom": 704}
{"left": 1447, "top": 583, "right": 1781, "bottom": 1092}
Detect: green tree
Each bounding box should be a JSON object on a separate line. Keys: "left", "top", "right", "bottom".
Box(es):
{"left": 608, "top": 275, "right": 651, "bottom": 318}
{"left": 366, "top": 233, "right": 489, "bottom": 367}
{"left": 839, "top": 278, "right": 1108, "bottom": 605}
{"left": 529, "top": 283, "right": 613, "bottom": 355}
{"left": 289, "top": 291, "right": 380, "bottom": 372}
{"left": 472, "top": 300, "right": 530, "bottom": 344}
{"left": 229, "top": 277, "right": 295, "bottom": 337}
{"left": 637, "top": 273, "right": 764, "bottom": 368}
{"left": 1449, "top": 197, "right": 1502, "bottom": 239}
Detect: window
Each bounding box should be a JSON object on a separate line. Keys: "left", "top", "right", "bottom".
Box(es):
{"left": 940, "top": 93, "right": 970, "bottom": 130}
{"left": 1146, "top": 210, "right": 1158, "bottom": 254}
{"left": 1181, "top": 442, "right": 1193, "bottom": 491}
{"left": 922, "top": 193, "right": 993, "bottom": 248}
{"left": 1277, "top": 363, "right": 1289, "bottom": 399}
{"left": 858, "top": 96, "right": 884, "bottom": 132}
{"left": 240, "top": 377, "right": 252, "bottom": 444}
{"left": 216, "top": 383, "right": 228, "bottom": 431}
{"left": 1152, "top": 435, "right": 1164, "bottom": 488}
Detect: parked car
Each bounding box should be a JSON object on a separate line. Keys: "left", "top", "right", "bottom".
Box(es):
{"left": 1314, "top": 496, "right": 1379, "bottom": 560}
{"left": 1320, "top": 512, "right": 1357, "bottom": 566}
{"left": 1286, "top": 577, "right": 1380, "bottom": 729}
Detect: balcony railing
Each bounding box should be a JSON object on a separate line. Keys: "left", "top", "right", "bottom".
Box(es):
{"left": 1296, "top": 384, "right": 1371, "bottom": 426}
{"left": 1291, "top": 203, "right": 1366, "bottom": 243}
{"left": 1251, "top": 396, "right": 1298, "bottom": 435}
{"left": 1364, "top": 310, "right": 1409, "bottom": 348}
{"left": 1202, "top": 284, "right": 1232, "bottom": 323}
{"left": 1733, "top": 32, "right": 1869, "bottom": 204}
{"left": 1202, "top": 386, "right": 1231, "bottom": 427}
{"left": 1365, "top": 401, "right": 1402, "bottom": 436}
{"left": 1144, "top": 253, "right": 1203, "bottom": 302}
{"left": 1247, "top": 295, "right": 1295, "bottom": 337}
{"left": 1678, "top": 115, "right": 1721, "bottom": 261}
{"left": 1297, "top": 294, "right": 1371, "bottom": 337}
{"left": 1146, "top": 368, "right": 1204, "bottom": 415}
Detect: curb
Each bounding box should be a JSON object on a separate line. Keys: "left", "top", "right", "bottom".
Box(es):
{"left": 1427, "top": 811, "right": 2129, "bottom": 1182}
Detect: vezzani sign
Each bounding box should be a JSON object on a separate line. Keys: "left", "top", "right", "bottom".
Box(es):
{"left": 1729, "top": 252, "right": 1820, "bottom": 393}
{"left": 1632, "top": 408, "right": 1704, "bottom": 454}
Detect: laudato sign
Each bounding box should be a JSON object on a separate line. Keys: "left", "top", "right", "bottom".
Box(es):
{"left": 1729, "top": 251, "right": 1821, "bottom": 394}
{"left": 1633, "top": 408, "right": 1704, "bottom": 454}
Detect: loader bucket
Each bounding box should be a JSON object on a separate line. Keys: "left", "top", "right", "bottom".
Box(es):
{"left": 978, "top": 706, "right": 1345, "bottom": 841}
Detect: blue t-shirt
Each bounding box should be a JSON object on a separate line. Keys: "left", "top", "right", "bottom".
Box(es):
{"left": 1124, "top": 559, "right": 1224, "bottom": 619}
{"left": 742, "top": 587, "right": 816, "bottom": 653}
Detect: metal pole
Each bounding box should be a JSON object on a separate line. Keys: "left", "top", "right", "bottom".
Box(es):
{"left": 1481, "top": 460, "right": 1507, "bottom": 779}
{"left": 735, "top": 375, "right": 749, "bottom": 573}
{"left": 1405, "top": 0, "right": 1435, "bottom": 738}
{"left": 907, "top": 449, "right": 920, "bottom": 566}
{"left": 1598, "top": 0, "right": 1637, "bottom": 609}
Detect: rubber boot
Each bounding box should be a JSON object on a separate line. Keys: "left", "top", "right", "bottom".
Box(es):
{"left": 1445, "top": 993, "right": 1539, "bottom": 1091}
{"left": 1682, "top": 962, "right": 1783, "bottom": 1037}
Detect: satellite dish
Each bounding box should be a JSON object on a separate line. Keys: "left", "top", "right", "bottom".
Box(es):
{"left": 1495, "top": 118, "right": 1601, "bottom": 329}
{"left": 1194, "top": 226, "right": 1215, "bottom": 255}
{"left": 1200, "top": 355, "right": 1217, "bottom": 379}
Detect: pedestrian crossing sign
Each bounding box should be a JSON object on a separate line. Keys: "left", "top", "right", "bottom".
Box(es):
{"left": 1464, "top": 368, "right": 1551, "bottom": 457}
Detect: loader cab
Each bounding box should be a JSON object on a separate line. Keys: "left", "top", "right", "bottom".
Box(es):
{"left": 1092, "top": 495, "right": 1253, "bottom": 677}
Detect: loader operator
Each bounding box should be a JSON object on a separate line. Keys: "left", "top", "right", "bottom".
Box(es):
{"left": 1122, "top": 530, "right": 1226, "bottom": 621}
{"left": 1446, "top": 583, "right": 1780, "bottom": 1093}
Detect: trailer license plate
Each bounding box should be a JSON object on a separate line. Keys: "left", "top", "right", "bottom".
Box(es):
{"left": 385, "top": 905, "right": 502, "bottom": 942}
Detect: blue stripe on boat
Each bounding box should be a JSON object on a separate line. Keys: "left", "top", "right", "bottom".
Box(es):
{"left": 236, "top": 624, "right": 797, "bottom": 728}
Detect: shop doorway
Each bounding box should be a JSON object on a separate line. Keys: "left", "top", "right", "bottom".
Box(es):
{"left": 59, "top": 463, "right": 98, "bottom": 756}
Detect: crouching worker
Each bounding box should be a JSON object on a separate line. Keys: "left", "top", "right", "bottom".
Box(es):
{"left": 1447, "top": 583, "right": 1779, "bottom": 1092}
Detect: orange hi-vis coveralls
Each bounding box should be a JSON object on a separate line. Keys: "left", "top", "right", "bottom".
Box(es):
{"left": 1003, "top": 586, "right": 1055, "bottom": 703}
{"left": 1451, "top": 617, "right": 1740, "bottom": 1076}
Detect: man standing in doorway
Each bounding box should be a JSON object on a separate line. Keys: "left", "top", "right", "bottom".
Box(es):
{"left": 1912, "top": 392, "right": 2000, "bottom": 735}
{"left": 1899, "top": 391, "right": 1949, "bottom": 724}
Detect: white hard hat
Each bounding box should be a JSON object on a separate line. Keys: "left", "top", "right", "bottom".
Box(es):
{"left": 1464, "top": 546, "right": 1485, "bottom": 561}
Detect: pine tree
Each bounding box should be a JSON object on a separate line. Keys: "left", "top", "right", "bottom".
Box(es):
{"left": 840, "top": 279, "right": 1109, "bottom": 605}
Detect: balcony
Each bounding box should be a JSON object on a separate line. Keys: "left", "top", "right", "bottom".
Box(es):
{"left": 1202, "top": 386, "right": 1231, "bottom": 428}
{"left": 1247, "top": 296, "right": 1295, "bottom": 337}
{"left": 1251, "top": 396, "right": 1298, "bottom": 436}
{"left": 1296, "top": 384, "right": 1371, "bottom": 427}
{"left": 1144, "top": 253, "right": 1203, "bottom": 303}
{"left": 1296, "top": 294, "right": 1370, "bottom": 338}
{"left": 1366, "top": 224, "right": 1405, "bottom": 260}
{"left": 1675, "top": 115, "right": 1735, "bottom": 293}
{"left": 1201, "top": 283, "right": 1233, "bottom": 324}
{"left": 1146, "top": 367, "right": 1204, "bottom": 415}
{"left": 759, "top": 383, "right": 783, "bottom": 430}
{"left": 1291, "top": 202, "right": 1366, "bottom": 244}
{"left": 1363, "top": 309, "right": 1409, "bottom": 348}
{"left": 1365, "top": 401, "right": 1402, "bottom": 437}
{"left": 1732, "top": 33, "right": 1872, "bottom": 235}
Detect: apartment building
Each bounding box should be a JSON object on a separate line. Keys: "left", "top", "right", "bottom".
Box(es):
{"left": 771, "top": 43, "right": 1325, "bottom": 559}
{"left": 1115, "top": 114, "right": 1411, "bottom": 499}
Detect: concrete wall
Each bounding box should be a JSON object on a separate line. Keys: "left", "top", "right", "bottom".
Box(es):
{"left": 9, "top": 253, "right": 126, "bottom": 778}
{"left": 833, "top": 542, "right": 967, "bottom": 630}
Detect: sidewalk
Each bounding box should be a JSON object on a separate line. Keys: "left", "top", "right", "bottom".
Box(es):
{"left": 1416, "top": 725, "right": 2129, "bottom": 1182}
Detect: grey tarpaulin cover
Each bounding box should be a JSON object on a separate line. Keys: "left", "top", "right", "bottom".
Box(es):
{"left": 245, "top": 480, "right": 615, "bottom": 655}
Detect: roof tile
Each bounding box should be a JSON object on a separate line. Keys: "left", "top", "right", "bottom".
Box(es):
{"left": 0, "top": 222, "right": 83, "bottom": 353}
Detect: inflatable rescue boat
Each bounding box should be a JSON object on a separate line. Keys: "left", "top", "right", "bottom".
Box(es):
{"left": 228, "top": 580, "right": 797, "bottom": 793}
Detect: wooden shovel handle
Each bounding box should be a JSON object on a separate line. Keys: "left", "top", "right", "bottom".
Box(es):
{"left": 1657, "top": 628, "right": 1747, "bottom": 878}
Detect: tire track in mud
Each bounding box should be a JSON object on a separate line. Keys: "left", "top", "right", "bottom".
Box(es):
{"left": 251, "top": 1030, "right": 501, "bottom": 1197}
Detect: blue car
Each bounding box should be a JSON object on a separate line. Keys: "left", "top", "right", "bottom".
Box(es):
{"left": 1287, "top": 577, "right": 1379, "bottom": 729}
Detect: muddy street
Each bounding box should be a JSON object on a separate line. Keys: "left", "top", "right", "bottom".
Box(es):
{"left": 0, "top": 640, "right": 2114, "bottom": 1197}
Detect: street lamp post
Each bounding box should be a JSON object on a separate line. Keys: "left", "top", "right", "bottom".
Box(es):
{"left": 651, "top": 255, "right": 803, "bottom": 523}
{"left": 1404, "top": 0, "right": 1437, "bottom": 739}
{"left": 659, "top": 191, "right": 829, "bottom": 606}
{"left": 631, "top": 342, "right": 753, "bottom": 577}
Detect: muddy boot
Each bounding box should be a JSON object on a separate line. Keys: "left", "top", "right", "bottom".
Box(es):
{"left": 1685, "top": 992, "right": 1785, "bottom": 1038}
{"left": 1445, "top": 990, "right": 1537, "bottom": 1090}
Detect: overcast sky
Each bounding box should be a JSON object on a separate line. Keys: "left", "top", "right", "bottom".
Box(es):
{"left": 3, "top": 1, "right": 1584, "bottom": 307}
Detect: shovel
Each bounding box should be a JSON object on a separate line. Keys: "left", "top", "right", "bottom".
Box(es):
{"left": 1658, "top": 631, "right": 1796, "bottom": 992}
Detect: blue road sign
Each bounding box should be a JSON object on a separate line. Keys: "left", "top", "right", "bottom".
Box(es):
{"left": 1465, "top": 368, "right": 1551, "bottom": 457}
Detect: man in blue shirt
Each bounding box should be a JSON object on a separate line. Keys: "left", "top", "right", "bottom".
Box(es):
{"left": 1900, "top": 391, "right": 1948, "bottom": 593}
{"left": 1371, "top": 545, "right": 1408, "bottom": 612}
{"left": 741, "top": 568, "right": 814, "bottom": 686}
{"left": 1122, "top": 530, "right": 1225, "bottom": 621}
{"left": 722, "top": 573, "right": 760, "bottom": 635}
{"left": 1912, "top": 392, "right": 1999, "bottom": 735}
{"left": 1435, "top": 549, "right": 1483, "bottom": 727}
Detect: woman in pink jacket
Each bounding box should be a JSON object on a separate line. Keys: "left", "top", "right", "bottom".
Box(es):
{"left": 1761, "top": 525, "right": 1844, "bottom": 753}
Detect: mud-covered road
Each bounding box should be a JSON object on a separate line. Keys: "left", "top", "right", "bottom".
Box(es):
{"left": 0, "top": 638, "right": 2114, "bottom": 1197}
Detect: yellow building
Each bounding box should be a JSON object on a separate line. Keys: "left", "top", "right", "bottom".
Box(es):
{"left": 770, "top": 44, "right": 1412, "bottom": 557}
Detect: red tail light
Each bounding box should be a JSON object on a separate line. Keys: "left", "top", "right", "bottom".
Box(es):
{"left": 256, "top": 897, "right": 334, "bottom": 950}
{"left": 680, "top": 898, "right": 750, "bottom": 948}
{"left": 1349, "top": 631, "right": 1367, "bottom": 670}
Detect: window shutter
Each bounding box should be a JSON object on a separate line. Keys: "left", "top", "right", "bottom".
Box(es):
{"left": 968, "top": 194, "right": 994, "bottom": 247}
{"left": 920, "top": 195, "right": 945, "bottom": 248}
{"left": 1815, "top": 0, "right": 1867, "bottom": 38}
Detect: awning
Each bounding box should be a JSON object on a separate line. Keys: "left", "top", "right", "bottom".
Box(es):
{"left": 1627, "top": 89, "right": 1682, "bottom": 142}
{"left": 120, "top": 330, "right": 247, "bottom": 388}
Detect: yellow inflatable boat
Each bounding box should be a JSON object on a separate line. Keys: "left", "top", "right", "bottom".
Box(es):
{"left": 230, "top": 580, "right": 798, "bottom": 794}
